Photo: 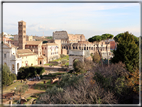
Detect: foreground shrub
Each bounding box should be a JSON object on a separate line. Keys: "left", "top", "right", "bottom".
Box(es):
{"left": 93, "top": 62, "right": 136, "bottom": 103}
{"left": 126, "top": 68, "right": 140, "bottom": 94}
{"left": 73, "top": 59, "right": 94, "bottom": 73}
{"left": 58, "top": 74, "right": 84, "bottom": 88}
{"left": 36, "top": 75, "right": 117, "bottom": 104}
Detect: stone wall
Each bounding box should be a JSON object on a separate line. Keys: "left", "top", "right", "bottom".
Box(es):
{"left": 53, "top": 31, "right": 68, "bottom": 40}
{"left": 61, "top": 49, "right": 67, "bottom": 55}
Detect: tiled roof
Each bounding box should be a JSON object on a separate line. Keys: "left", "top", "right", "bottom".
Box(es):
{"left": 17, "top": 49, "right": 33, "bottom": 54}
{"left": 25, "top": 41, "right": 42, "bottom": 45}
{"left": 17, "top": 49, "right": 38, "bottom": 57}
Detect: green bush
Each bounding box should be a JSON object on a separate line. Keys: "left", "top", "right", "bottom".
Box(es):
{"left": 17, "top": 66, "right": 45, "bottom": 79}
{"left": 61, "top": 59, "right": 67, "bottom": 65}
{"left": 58, "top": 73, "right": 84, "bottom": 88}
{"left": 60, "top": 54, "right": 66, "bottom": 58}
{"left": 2, "top": 64, "right": 17, "bottom": 86}
{"left": 46, "top": 86, "right": 64, "bottom": 95}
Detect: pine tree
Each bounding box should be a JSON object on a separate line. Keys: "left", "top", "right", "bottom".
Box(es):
{"left": 111, "top": 31, "right": 139, "bottom": 72}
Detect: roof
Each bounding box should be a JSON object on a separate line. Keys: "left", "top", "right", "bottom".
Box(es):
{"left": 3, "top": 37, "right": 12, "bottom": 41}
{"left": 17, "top": 49, "right": 33, "bottom": 54}
{"left": 17, "top": 53, "right": 37, "bottom": 57}
{"left": 42, "top": 43, "right": 58, "bottom": 46}
{"left": 17, "top": 49, "right": 38, "bottom": 57}
{"left": 4, "top": 43, "right": 17, "bottom": 48}
{"left": 25, "top": 41, "right": 42, "bottom": 45}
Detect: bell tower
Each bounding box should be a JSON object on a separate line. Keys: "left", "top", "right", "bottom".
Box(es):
{"left": 18, "top": 20, "right": 26, "bottom": 49}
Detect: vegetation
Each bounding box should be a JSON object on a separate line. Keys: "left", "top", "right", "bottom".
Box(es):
{"left": 2, "top": 64, "right": 17, "bottom": 86}
{"left": 14, "top": 85, "right": 29, "bottom": 96}
{"left": 93, "top": 62, "right": 139, "bottom": 103}
{"left": 88, "top": 33, "right": 114, "bottom": 42}
{"left": 43, "top": 41, "right": 48, "bottom": 44}
{"left": 3, "top": 81, "right": 24, "bottom": 94}
{"left": 46, "top": 36, "right": 53, "bottom": 40}
{"left": 73, "top": 59, "right": 94, "bottom": 73}
{"left": 111, "top": 31, "right": 139, "bottom": 72}
{"left": 92, "top": 52, "right": 101, "bottom": 63}
{"left": 114, "top": 32, "right": 139, "bottom": 46}
{"left": 36, "top": 58, "right": 139, "bottom": 104}
{"left": 17, "top": 66, "right": 45, "bottom": 79}
{"left": 36, "top": 73, "right": 117, "bottom": 104}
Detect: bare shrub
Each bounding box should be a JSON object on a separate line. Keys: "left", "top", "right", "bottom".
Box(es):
{"left": 73, "top": 58, "right": 95, "bottom": 73}
{"left": 92, "top": 61, "right": 135, "bottom": 103}
{"left": 36, "top": 76, "right": 118, "bottom": 104}
{"left": 92, "top": 52, "right": 101, "bottom": 63}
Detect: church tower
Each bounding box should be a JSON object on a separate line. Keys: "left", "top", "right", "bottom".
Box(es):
{"left": 18, "top": 20, "right": 26, "bottom": 49}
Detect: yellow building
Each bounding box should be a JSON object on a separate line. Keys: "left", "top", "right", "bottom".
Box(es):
{"left": 17, "top": 49, "right": 38, "bottom": 66}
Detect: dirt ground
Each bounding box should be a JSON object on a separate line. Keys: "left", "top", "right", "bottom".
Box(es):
{"left": 2, "top": 80, "right": 45, "bottom": 104}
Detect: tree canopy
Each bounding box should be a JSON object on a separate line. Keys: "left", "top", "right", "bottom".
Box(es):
{"left": 114, "top": 32, "right": 139, "bottom": 46}
{"left": 88, "top": 33, "right": 114, "bottom": 42}
{"left": 111, "top": 31, "right": 139, "bottom": 72}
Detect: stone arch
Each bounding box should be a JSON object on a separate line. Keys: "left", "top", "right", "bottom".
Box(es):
{"left": 69, "top": 55, "right": 84, "bottom": 69}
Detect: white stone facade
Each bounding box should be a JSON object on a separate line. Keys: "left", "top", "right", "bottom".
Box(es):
{"left": 0, "top": 42, "right": 22, "bottom": 74}
{"left": 42, "top": 43, "right": 59, "bottom": 63}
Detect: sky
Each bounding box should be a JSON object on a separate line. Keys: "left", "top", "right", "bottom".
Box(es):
{"left": 3, "top": 2, "right": 140, "bottom": 39}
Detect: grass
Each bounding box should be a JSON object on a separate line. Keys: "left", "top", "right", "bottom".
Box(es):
{"left": 48, "top": 55, "right": 69, "bottom": 62}
{"left": 33, "top": 83, "right": 53, "bottom": 90}
{"left": 44, "top": 55, "right": 69, "bottom": 67}
{"left": 34, "top": 72, "right": 65, "bottom": 90}
{"left": 3, "top": 81, "right": 25, "bottom": 94}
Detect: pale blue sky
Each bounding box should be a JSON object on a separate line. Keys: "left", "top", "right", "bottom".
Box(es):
{"left": 3, "top": 3, "right": 140, "bottom": 38}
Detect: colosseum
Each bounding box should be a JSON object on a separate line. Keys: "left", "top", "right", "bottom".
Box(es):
{"left": 53, "top": 30, "right": 112, "bottom": 59}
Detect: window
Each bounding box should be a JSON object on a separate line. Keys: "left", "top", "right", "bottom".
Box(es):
{"left": 12, "top": 64, "right": 15, "bottom": 70}
{"left": 4, "top": 54, "right": 6, "bottom": 58}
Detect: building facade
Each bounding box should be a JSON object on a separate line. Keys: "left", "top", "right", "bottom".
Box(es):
{"left": 0, "top": 42, "right": 22, "bottom": 74}
{"left": 42, "top": 43, "right": 59, "bottom": 62}
{"left": 17, "top": 49, "right": 38, "bottom": 66}
{"left": 53, "top": 31, "right": 86, "bottom": 44}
